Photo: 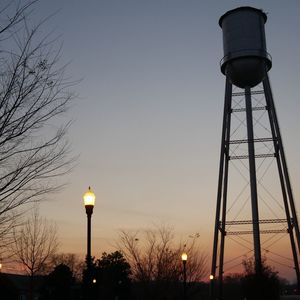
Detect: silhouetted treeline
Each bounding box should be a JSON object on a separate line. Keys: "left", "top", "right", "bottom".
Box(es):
{"left": 2, "top": 251, "right": 298, "bottom": 300}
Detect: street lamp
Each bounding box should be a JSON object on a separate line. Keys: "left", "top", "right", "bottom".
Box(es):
{"left": 181, "top": 252, "right": 188, "bottom": 299}
{"left": 209, "top": 274, "right": 214, "bottom": 300}
{"left": 83, "top": 187, "right": 95, "bottom": 271}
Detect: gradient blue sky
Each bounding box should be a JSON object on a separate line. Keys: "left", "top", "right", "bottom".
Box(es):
{"left": 12, "top": 0, "right": 300, "bottom": 280}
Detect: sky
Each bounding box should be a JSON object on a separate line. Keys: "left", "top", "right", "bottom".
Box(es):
{"left": 3, "top": 0, "right": 300, "bottom": 281}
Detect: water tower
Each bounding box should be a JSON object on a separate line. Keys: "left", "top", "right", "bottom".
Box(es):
{"left": 210, "top": 7, "right": 300, "bottom": 299}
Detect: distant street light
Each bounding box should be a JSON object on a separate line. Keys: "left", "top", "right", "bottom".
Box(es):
{"left": 209, "top": 274, "right": 214, "bottom": 300}
{"left": 181, "top": 252, "right": 188, "bottom": 299}
{"left": 83, "top": 187, "right": 95, "bottom": 273}
{"left": 83, "top": 187, "right": 96, "bottom": 300}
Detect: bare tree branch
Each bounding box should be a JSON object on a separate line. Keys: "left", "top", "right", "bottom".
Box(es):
{"left": 0, "top": 0, "right": 77, "bottom": 249}
{"left": 12, "top": 207, "right": 58, "bottom": 276}
{"left": 119, "top": 226, "right": 207, "bottom": 282}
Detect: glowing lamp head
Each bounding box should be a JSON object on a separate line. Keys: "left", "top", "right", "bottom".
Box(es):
{"left": 181, "top": 252, "right": 188, "bottom": 262}
{"left": 92, "top": 278, "right": 97, "bottom": 284}
{"left": 83, "top": 187, "right": 96, "bottom": 207}
{"left": 209, "top": 274, "right": 214, "bottom": 280}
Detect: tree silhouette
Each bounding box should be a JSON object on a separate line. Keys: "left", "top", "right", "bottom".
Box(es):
{"left": 118, "top": 225, "right": 207, "bottom": 299}
{"left": 12, "top": 209, "right": 58, "bottom": 277}
{"left": 12, "top": 209, "right": 58, "bottom": 300}
{"left": 47, "top": 253, "right": 84, "bottom": 282}
{"left": 0, "top": 0, "right": 76, "bottom": 256}
{"left": 96, "top": 251, "right": 132, "bottom": 299}
{"left": 83, "top": 251, "right": 132, "bottom": 300}
{"left": 41, "top": 264, "right": 74, "bottom": 300}
{"left": 241, "top": 257, "right": 280, "bottom": 300}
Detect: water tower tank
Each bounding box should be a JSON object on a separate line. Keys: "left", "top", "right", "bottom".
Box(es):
{"left": 219, "top": 6, "right": 272, "bottom": 88}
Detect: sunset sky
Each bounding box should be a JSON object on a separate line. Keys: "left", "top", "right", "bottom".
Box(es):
{"left": 4, "top": 0, "right": 300, "bottom": 281}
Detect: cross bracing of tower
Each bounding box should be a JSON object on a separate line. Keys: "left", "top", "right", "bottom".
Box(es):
{"left": 214, "top": 84, "right": 296, "bottom": 273}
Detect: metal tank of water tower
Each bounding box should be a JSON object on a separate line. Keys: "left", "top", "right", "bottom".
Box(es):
{"left": 219, "top": 6, "right": 272, "bottom": 88}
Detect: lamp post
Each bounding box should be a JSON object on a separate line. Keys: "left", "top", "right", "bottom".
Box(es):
{"left": 209, "top": 274, "right": 214, "bottom": 300}
{"left": 83, "top": 187, "right": 96, "bottom": 273}
{"left": 181, "top": 252, "right": 188, "bottom": 299}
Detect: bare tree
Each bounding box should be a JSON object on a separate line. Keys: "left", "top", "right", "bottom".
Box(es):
{"left": 12, "top": 208, "right": 58, "bottom": 277}
{"left": 0, "top": 1, "right": 76, "bottom": 251}
{"left": 12, "top": 208, "right": 58, "bottom": 299}
{"left": 118, "top": 225, "right": 207, "bottom": 299}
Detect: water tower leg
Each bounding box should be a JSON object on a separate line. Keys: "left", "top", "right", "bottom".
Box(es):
{"left": 245, "top": 87, "right": 262, "bottom": 275}
{"left": 263, "top": 76, "right": 300, "bottom": 287}
{"left": 263, "top": 76, "right": 300, "bottom": 252}
{"left": 218, "top": 83, "right": 232, "bottom": 300}
{"left": 210, "top": 77, "right": 232, "bottom": 300}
